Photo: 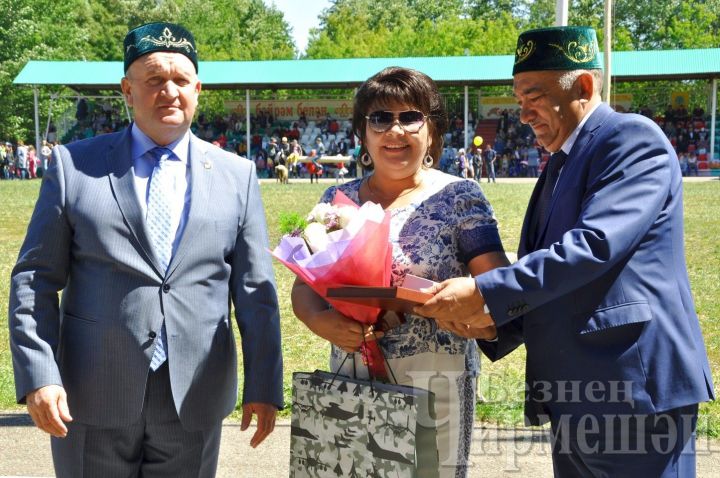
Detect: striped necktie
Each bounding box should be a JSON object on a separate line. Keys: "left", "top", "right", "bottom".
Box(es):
{"left": 146, "top": 146, "right": 175, "bottom": 370}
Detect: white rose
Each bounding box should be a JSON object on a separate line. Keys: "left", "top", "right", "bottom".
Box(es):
{"left": 307, "top": 203, "right": 333, "bottom": 224}
{"left": 303, "top": 222, "right": 330, "bottom": 253}
{"left": 335, "top": 205, "right": 355, "bottom": 229}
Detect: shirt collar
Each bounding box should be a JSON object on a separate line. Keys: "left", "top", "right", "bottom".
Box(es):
{"left": 558, "top": 102, "right": 602, "bottom": 156}
{"left": 130, "top": 123, "right": 190, "bottom": 164}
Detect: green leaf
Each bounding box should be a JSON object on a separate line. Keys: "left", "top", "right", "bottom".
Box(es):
{"left": 278, "top": 212, "right": 307, "bottom": 236}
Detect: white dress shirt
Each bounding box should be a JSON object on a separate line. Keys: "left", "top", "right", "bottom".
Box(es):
{"left": 131, "top": 124, "right": 192, "bottom": 257}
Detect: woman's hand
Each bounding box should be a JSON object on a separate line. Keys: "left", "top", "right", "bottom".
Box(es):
{"left": 305, "top": 308, "right": 384, "bottom": 353}
{"left": 292, "top": 278, "right": 383, "bottom": 353}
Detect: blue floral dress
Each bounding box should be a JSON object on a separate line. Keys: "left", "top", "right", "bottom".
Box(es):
{"left": 319, "top": 169, "right": 504, "bottom": 478}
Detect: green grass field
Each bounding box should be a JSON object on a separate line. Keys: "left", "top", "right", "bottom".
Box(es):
{"left": 0, "top": 179, "right": 718, "bottom": 435}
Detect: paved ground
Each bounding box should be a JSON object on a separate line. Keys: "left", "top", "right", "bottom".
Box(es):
{"left": 2, "top": 412, "right": 720, "bottom": 477}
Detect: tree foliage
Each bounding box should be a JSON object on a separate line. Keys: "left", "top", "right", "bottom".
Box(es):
{"left": 1, "top": 0, "right": 719, "bottom": 140}
{"left": 0, "top": 0, "right": 90, "bottom": 140}
{"left": 0, "top": 0, "right": 294, "bottom": 141}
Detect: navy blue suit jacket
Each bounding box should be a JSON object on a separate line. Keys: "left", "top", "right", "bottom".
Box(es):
{"left": 476, "top": 103, "right": 714, "bottom": 425}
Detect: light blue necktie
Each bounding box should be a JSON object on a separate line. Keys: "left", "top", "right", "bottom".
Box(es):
{"left": 146, "top": 146, "right": 175, "bottom": 370}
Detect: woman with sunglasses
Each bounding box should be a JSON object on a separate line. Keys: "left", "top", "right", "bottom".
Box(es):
{"left": 291, "top": 67, "right": 509, "bottom": 477}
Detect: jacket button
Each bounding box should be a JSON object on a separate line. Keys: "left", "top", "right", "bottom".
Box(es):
{"left": 149, "top": 331, "right": 157, "bottom": 339}
{"left": 162, "top": 284, "right": 170, "bottom": 293}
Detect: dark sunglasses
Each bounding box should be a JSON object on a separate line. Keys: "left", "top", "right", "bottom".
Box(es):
{"left": 365, "top": 110, "right": 428, "bottom": 133}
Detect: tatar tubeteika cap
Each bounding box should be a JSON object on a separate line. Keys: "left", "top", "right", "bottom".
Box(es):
{"left": 513, "top": 26, "right": 601, "bottom": 75}
{"left": 123, "top": 22, "right": 198, "bottom": 73}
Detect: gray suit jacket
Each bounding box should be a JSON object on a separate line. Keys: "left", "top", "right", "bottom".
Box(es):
{"left": 9, "top": 127, "right": 283, "bottom": 431}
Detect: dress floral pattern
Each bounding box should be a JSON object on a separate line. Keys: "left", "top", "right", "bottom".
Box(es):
{"left": 318, "top": 169, "right": 505, "bottom": 478}
{"left": 321, "top": 169, "right": 503, "bottom": 372}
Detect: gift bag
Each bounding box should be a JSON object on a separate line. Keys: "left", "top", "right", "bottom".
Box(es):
{"left": 289, "top": 370, "right": 439, "bottom": 478}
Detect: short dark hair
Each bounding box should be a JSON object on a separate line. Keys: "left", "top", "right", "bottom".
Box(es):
{"left": 352, "top": 67, "right": 447, "bottom": 166}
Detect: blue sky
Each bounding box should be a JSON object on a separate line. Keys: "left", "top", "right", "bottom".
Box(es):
{"left": 263, "top": 0, "right": 333, "bottom": 55}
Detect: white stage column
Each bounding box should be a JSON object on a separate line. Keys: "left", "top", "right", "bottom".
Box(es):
{"left": 711, "top": 78, "right": 717, "bottom": 163}
{"left": 246, "top": 89, "right": 251, "bottom": 160}
{"left": 555, "top": 0, "right": 569, "bottom": 26}
{"left": 603, "top": 0, "right": 613, "bottom": 104}
{"left": 464, "top": 85, "right": 469, "bottom": 150}
{"left": 33, "top": 87, "right": 41, "bottom": 154}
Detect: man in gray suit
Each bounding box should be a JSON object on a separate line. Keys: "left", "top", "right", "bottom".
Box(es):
{"left": 8, "top": 22, "right": 283, "bottom": 477}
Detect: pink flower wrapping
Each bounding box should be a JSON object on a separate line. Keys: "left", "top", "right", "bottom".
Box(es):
{"left": 271, "top": 190, "right": 392, "bottom": 377}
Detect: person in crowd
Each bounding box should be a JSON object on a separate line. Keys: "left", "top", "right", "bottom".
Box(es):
{"left": 327, "top": 138, "right": 339, "bottom": 156}
{"left": 8, "top": 22, "right": 283, "bottom": 478}
{"left": 457, "top": 148, "right": 469, "bottom": 178}
{"left": 288, "top": 138, "right": 302, "bottom": 178}
{"left": 352, "top": 141, "right": 363, "bottom": 177}
{"left": 291, "top": 66, "right": 507, "bottom": 478}
{"left": 337, "top": 136, "right": 349, "bottom": 156}
{"left": 280, "top": 136, "right": 290, "bottom": 159}
{"left": 0, "top": 143, "right": 9, "bottom": 179}
{"left": 687, "top": 150, "right": 699, "bottom": 176}
{"left": 678, "top": 152, "right": 688, "bottom": 176}
{"left": 254, "top": 149, "right": 267, "bottom": 178}
{"left": 526, "top": 143, "right": 540, "bottom": 177}
{"left": 266, "top": 137, "right": 279, "bottom": 167}
{"left": 41, "top": 140, "right": 53, "bottom": 173}
{"left": 334, "top": 160, "right": 347, "bottom": 183}
{"left": 482, "top": 143, "right": 497, "bottom": 183}
{"left": 500, "top": 152, "right": 509, "bottom": 177}
{"left": 315, "top": 136, "right": 326, "bottom": 159}
{"left": 16, "top": 140, "right": 29, "bottom": 179}
{"left": 417, "top": 26, "right": 714, "bottom": 478}
{"left": 308, "top": 149, "right": 323, "bottom": 183}
{"left": 6, "top": 143, "right": 16, "bottom": 178}
{"left": 265, "top": 152, "right": 275, "bottom": 179}
{"left": 27, "top": 145, "right": 38, "bottom": 178}
{"left": 471, "top": 147, "right": 483, "bottom": 181}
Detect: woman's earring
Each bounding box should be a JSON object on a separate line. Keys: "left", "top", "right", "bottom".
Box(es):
{"left": 423, "top": 154, "right": 434, "bottom": 168}
{"left": 360, "top": 153, "right": 373, "bottom": 167}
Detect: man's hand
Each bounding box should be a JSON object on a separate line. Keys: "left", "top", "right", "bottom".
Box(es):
{"left": 26, "top": 385, "right": 72, "bottom": 438}
{"left": 241, "top": 402, "right": 277, "bottom": 448}
{"left": 439, "top": 321, "right": 497, "bottom": 340}
{"left": 414, "top": 277, "right": 495, "bottom": 329}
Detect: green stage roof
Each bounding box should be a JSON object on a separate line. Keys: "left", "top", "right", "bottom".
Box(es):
{"left": 14, "top": 48, "right": 720, "bottom": 91}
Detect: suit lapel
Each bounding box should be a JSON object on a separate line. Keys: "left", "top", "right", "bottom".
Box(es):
{"left": 166, "top": 134, "right": 213, "bottom": 278}
{"left": 519, "top": 167, "right": 547, "bottom": 256}
{"left": 106, "top": 128, "right": 164, "bottom": 277}
{"left": 535, "top": 103, "right": 615, "bottom": 247}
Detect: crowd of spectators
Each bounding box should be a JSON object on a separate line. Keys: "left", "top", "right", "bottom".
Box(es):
{"left": 440, "top": 104, "right": 718, "bottom": 180}
{"left": 60, "top": 100, "right": 360, "bottom": 179}
{"left": 0, "top": 139, "right": 54, "bottom": 180}
{"left": 643, "top": 104, "right": 715, "bottom": 176}
{"left": 194, "top": 111, "right": 358, "bottom": 179}
{"left": 15, "top": 98, "right": 717, "bottom": 182}
{"left": 440, "top": 109, "right": 545, "bottom": 180}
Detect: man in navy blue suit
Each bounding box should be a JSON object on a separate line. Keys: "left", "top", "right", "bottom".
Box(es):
{"left": 418, "top": 26, "right": 714, "bottom": 477}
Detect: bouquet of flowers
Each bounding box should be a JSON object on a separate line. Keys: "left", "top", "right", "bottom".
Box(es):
{"left": 271, "top": 190, "right": 392, "bottom": 378}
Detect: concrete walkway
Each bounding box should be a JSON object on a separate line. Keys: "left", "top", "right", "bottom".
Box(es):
{"left": 2, "top": 412, "right": 719, "bottom": 477}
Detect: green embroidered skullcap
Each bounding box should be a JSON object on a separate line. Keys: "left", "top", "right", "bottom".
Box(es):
{"left": 513, "top": 26, "right": 601, "bottom": 75}
{"left": 124, "top": 22, "right": 198, "bottom": 73}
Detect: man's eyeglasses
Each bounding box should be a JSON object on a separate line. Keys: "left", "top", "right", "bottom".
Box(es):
{"left": 365, "top": 110, "right": 428, "bottom": 133}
